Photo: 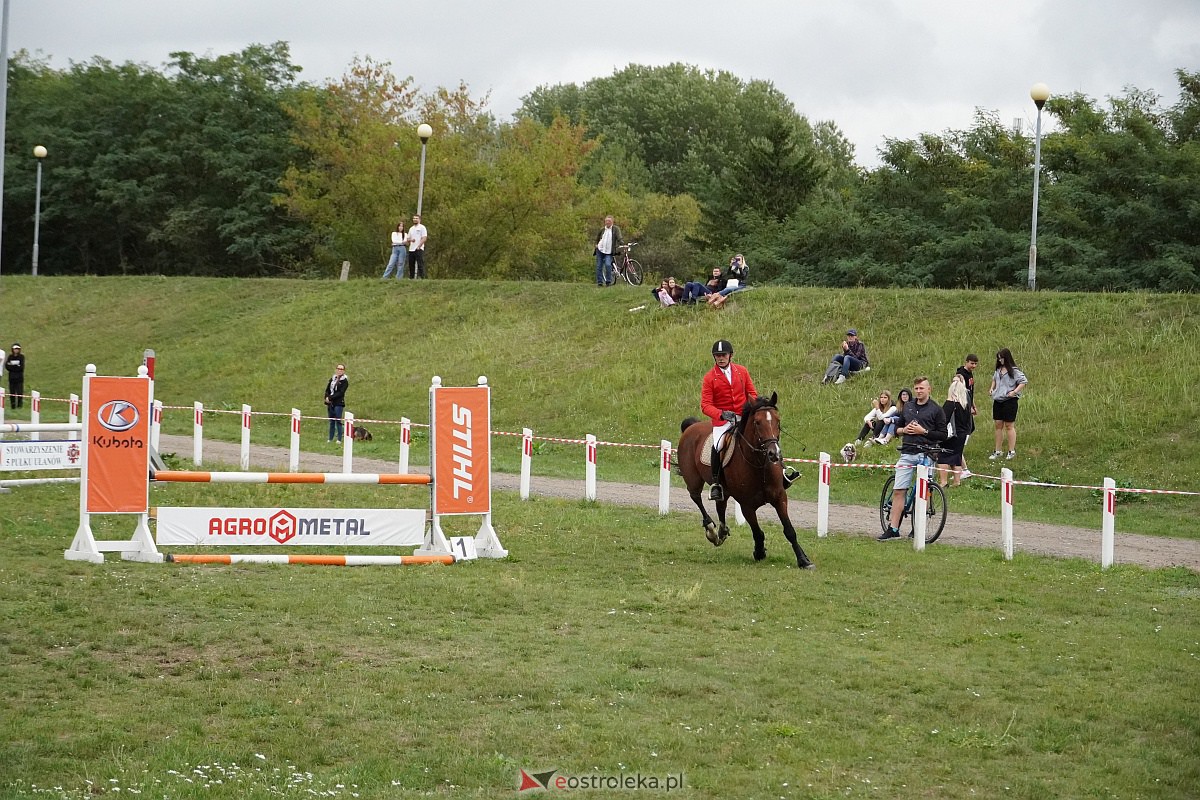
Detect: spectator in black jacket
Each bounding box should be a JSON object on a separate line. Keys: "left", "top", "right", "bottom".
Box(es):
{"left": 324, "top": 363, "right": 349, "bottom": 443}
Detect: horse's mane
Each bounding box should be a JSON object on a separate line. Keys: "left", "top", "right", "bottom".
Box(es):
{"left": 737, "top": 394, "right": 778, "bottom": 434}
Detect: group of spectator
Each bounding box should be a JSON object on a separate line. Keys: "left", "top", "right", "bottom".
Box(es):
{"left": 653, "top": 254, "right": 750, "bottom": 309}
{"left": 380, "top": 214, "right": 429, "bottom": 279}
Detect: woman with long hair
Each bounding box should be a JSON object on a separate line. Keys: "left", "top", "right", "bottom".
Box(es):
{"left": 855, "top": 390, "right": 895, "bottom": 446}
{"left": 938, "top": 375, "right": 972, "bottom": 486}
{"left": 988, "top": 347, "right": 1028, "bottom": 460}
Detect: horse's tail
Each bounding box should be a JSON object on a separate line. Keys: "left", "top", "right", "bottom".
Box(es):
{"left": 680, "top": 416, "right": 701, "bottom": 433}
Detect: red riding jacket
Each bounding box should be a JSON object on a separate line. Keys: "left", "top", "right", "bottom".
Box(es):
{"left": 701, "top": 363, "right": 758, "bottom": 425}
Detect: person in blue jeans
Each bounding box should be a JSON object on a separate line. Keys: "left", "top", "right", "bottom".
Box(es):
{"left": 823, "top": 329, "right": 870, "bottom": 385}
{"left": 381, "top": 222, "right": 407, "bottom": 279}
{"left": 593, "top": 215, "right": 622, "bottom": 286}
{"left": 323, "top": 363, "right": 349, "bottom": 443}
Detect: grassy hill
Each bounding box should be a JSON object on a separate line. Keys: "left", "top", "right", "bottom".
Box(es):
{"left": 2, "top": 276, "right": 1196, "bottom": 536}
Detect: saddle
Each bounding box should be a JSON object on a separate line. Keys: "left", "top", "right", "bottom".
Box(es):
{"left": 699, "top": 432, "right": 736, "bottom": 469}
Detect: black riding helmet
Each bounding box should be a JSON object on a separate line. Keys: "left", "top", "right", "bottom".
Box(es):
{"left": 712, "top": 339, "right": 734, "bottom": 356}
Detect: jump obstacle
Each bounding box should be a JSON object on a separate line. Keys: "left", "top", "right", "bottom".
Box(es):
{"left": 63, "top": 364, "right": 506, "bottom": 565}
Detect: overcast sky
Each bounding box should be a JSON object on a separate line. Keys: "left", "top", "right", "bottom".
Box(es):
{"left": 10, "top": 0, "right": 1199, "bottom": 167}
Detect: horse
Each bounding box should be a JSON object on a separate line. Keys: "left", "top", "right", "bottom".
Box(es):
{"left": 677, "top": 392, "right": 814, "bottom": 570}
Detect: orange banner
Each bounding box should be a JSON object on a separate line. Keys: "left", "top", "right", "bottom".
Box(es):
{"left": 86, "top": 376, "right": 151, "bottom": 513}
{"left": 433, "top": 386, "right": 491, "bottom": 515}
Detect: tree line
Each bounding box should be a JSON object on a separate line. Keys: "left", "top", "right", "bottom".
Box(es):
{"left": 3, "top": 42, "right": 1196, "bottom": 290}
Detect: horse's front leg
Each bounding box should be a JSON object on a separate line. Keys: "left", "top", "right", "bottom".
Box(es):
{"left": 745, "top": 508, "right": 767, "bottom": 561}
{"left": 773, "top": 497, "right": 814, "bottom": 570}
{"left": 715, "top": 499, "right": 731, "bottom": 545}
{"left": 689, "top": 489, "right": 722, "bottom": 546}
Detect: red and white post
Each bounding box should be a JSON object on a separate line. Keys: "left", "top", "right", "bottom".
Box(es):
{"left": 1101, "top": 477, "right": 1116, "bottom": 569}
{"left": 342, "top": 412, "right": 354, "bottom": 473}
{"left": 817, "top": 452, "right": 831, "bottom": 537}
{"left": 289, "top": 408, "right": 301, "bottom": 472}
{"left": 69, "top": 393, "right": 80, "bottom": 426}
{"left": 585, "top": 434, "right": 597, "bottom": 501}
{"left": 913, "top": 464, "right": 929, "bottom": 550}
{"left": 30, "top": 391, "right": 41, "bottom": 441}
{"left": 240, "top": 404, "right": 252, "bottom": 470}
{"left": 659, "top": 440, "right": 672, "bottom": 515}
{"left": 398, "top": 417, "right": 411, "bottom": 474}
{"left": 520, "top": 427, "right": 533, "bottom": 500}
{"left": 1001, "top": 467, "right": 1014, "bottom": 560}
{"left": 193, "top": 401, "right": 204, "bottom": 466}
{"left": 151, "top": 399, "right": 162, "bottom": 452}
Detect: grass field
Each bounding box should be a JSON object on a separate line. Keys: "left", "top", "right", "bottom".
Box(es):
{"left": 1, "top": 276, "right": 1196, "bottom": 536}
{"left": 1, "top": 277, "right": 1198, "bottom": 798}
{"left": 1, "top": 482, "right": 1198, "bottom": 799}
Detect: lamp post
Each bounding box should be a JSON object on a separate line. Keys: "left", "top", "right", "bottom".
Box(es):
{"left": 1028, "top": 82, "right": 1050, "bottom": 291}
{"left": 416, "top": 123, "right": 432, "bottom": 216}
{"left": 32, "top": 145, "right": 47, "bottom": 277}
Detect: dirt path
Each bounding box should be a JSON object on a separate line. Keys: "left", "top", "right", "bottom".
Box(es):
{"left": 157, "top": 434, "right": 1200, "bottom": 572}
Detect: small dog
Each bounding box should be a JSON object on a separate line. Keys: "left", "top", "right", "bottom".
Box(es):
{"left": 840, "top": 442, "right": 857, "bottom": 463}
{"left": 352, "top": 425, "right": 373, "bottom": 442}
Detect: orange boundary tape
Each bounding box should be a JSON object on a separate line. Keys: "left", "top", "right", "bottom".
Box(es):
{"left": 166, "top": 554, "right": 455, "bottom": 566}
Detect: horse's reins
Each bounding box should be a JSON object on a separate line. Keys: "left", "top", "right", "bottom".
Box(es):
{"left": 734, "top": 406, "right": 781, "bottom": 470}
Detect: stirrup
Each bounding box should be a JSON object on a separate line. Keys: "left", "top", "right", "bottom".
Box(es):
{"left": 709, "top": 483, "right": 725, "bottom": 501}
{"left": 782, "top": 466, "right": 800, "bottom": 489}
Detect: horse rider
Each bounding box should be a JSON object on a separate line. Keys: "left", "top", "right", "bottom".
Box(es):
{"left": 701, "top": 339, "right": 758, "bottom": 501}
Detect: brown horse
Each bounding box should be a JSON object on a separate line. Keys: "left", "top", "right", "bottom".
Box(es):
{"left": 677, "top": 392, "right": 814, "bottom": 569}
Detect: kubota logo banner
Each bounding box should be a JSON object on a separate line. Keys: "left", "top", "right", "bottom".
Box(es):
{"left": 86, "top": 376, "right": 150, "bottom": 513}
{"left": 433, "top": 386, "right": 491, "bottom": 516}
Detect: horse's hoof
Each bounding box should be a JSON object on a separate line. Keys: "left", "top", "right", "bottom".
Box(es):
{"left": 801, "top": 563, "right": 816, "bottom": 570}
{"left": 705, "top": 525, "right": 720, "bottom": 546}
{"left": 754, "top": 549, "right": 766, "bottom": 561}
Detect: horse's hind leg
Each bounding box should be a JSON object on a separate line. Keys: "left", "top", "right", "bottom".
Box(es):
{"left": 745, "top": 510, "right": 767, "bottom": 561}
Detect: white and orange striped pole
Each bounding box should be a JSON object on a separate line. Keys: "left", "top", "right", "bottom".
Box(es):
{"left": 167, "top": 553, "right": 454, "bottom": 566}
{"left": 289, "top": 408, "right": 301, "bottom": 472}
{"left": 153, "top": 470, "right": 431, "bottom": 484}
{"left": 520, "top": 427, "right": 533, "bottom": 500}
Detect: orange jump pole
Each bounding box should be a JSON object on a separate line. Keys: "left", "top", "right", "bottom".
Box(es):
{"left": 153, "top": 471, "right": 431, "bottom": 485}
{"left": 166, "top": 554, "right": 455, "bottom": 566}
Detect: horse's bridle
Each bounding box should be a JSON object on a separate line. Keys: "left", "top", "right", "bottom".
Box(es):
{"left": 736, "top": 406, "right": 782, "bottom": 469}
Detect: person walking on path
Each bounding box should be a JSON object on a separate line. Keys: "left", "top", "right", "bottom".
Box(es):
{"left": 5, "top": 343, "right": 25, "bottom": 409}
{"left": 324, "top": 363, "right": 349, "bottom": 443}
{"left": 987, "top": 348, "right": 1027, "bottom": 461}
{"left": 406, "top": 214, "right": 428, "bottom": 278}
{"left": 938, "top": 375, "right": 972, "bottom": 487}
{"left": 593, "top": 215, "right": 623, "bottom": 287}
{"left": 955, "top": 354, "right": 979, "bottom": 472}
{"left": 381, "top": 221, "right": 407, "bottom": 279}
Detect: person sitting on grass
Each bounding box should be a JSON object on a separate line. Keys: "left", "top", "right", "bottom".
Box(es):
{"left": 652, "top": 277, "right": 683, "bottom": 307}
{"left": 855, "top": 390, "right": 896, "bottom": 447}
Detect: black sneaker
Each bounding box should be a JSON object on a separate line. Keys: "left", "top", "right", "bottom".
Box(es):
{"left": 877, "top": 528, "right": 901, "bottom": 541}
{"left": 710, "top": 484, "right": 725, "bottom": 501}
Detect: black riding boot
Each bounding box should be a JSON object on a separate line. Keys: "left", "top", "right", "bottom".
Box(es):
{"left": 710, "top": 446, "right": 725, "bottom": 501}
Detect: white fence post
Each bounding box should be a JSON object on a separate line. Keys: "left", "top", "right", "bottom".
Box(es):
{"left": 290, "top": 408, "right": 301, "bottom": 472}
{"left": 69, "top": 393, "right": 79, "bottom": 426}
{"left": 1001, "top": 467, "right": 1014, "bottom": 560}
{"left": 1101, "top": 477, "right": 1116, "bottom": 569}
{"left": 193, "top": 401, "right": 203, "bottom": 466}
{"left": 520, "top": 427, "right": 533, "bottom": 501}
{"left": 399, "top": 417, "right": 411, "bottom": 474}
{"left": 913, "top": 464, "right": 928, "bottom": 550}
{"left": 0, "top": 389, "right": 6, "bottom": 439}
{"left": 30, "top": 391, "right": 41, "bottom": 441}
{"left": 585, "top": 434, "right": 597, "bottom": 501}
{"left": 733, "top": 498, "right": 745, "bottom": 526}
{"left": 342, "top": 412, "right": 354, "bottom": 473}
{"left": 658, "top": 439, "right": 672, "bottom": 515}
{"left": 817, "top": 452, "right": 831, "bottom": 537}
{"left": 151, "top": 399, "right": 162, "bottom": 452}
{"left": 240, "top": 404, "right": 252, "bottom": 471}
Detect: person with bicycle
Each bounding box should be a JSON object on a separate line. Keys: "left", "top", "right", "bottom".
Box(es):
{"left": 593, "top": 215, "right": 623, "bottom": 287}
{"left": 701, "top": 339, "right": 757, "bottom": 501}
{"left": 879, "top": 376, "right": 948, "bottom": 541}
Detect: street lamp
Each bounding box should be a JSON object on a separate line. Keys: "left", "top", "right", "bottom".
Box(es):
{"left": 1028, "top": 82, "right": 1050, "bottom": 291}
{"left": 416, "top": 123, "right": 432, "bottom": 216}
{"left": 32, "top": 144, "right": 46, "bottom": 277}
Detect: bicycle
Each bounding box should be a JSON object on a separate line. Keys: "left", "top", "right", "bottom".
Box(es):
{"left": 612, "top": 242, "right": 643, "bottom": 285}
{"left": 878, "top": 445, "right": 948, "bottom": 542}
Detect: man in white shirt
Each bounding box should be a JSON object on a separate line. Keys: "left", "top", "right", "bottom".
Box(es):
{"left": 407, "top": 214, "right": 429, "bottom": 278}
{"left": 593, "top": 215, "right": 623, "bottom": 287}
